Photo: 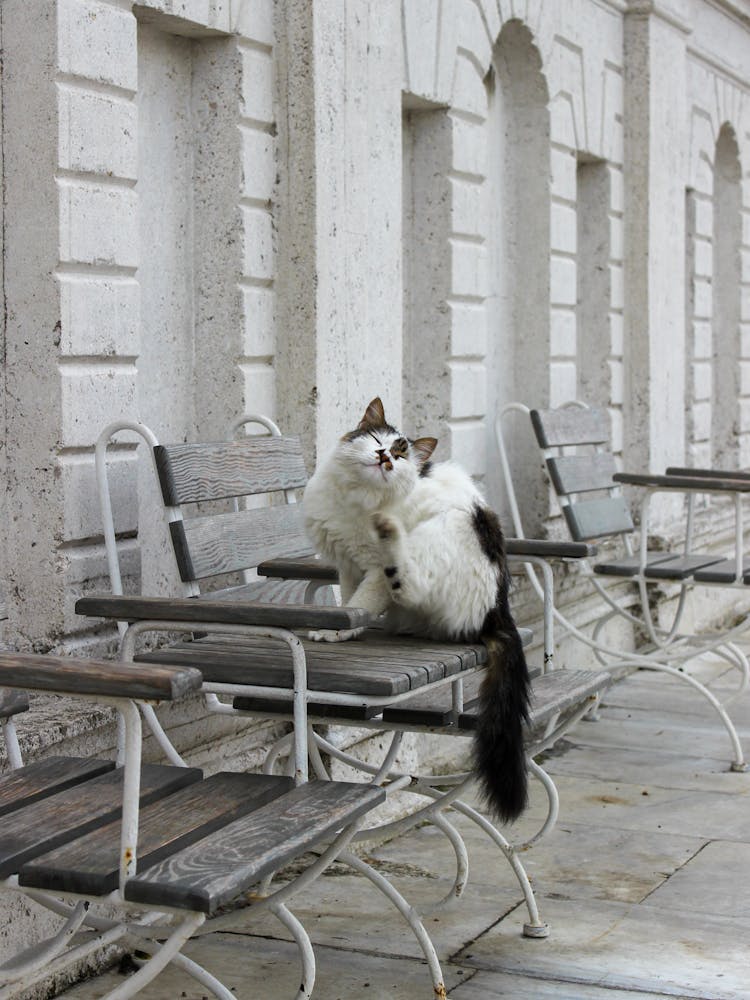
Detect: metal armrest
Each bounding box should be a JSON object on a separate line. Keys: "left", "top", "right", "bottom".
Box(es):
{"left": 506, "top": 538, "right": 597, "bottom": 559}
{"left": 666, "top": 466, "right": 750, "bottom": 482}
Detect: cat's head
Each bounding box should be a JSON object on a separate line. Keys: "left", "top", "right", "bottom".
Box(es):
{"left": 334, "top": 397, "right": 437, "bottom": 499}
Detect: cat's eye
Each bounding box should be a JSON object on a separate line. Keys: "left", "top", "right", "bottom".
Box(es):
{"left": 392, "top": 437, "right": 408, "bottom": 458}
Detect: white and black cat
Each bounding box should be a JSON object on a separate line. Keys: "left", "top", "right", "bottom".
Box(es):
{"left": 303, "top": 397, "right": 530, "bottom": 823}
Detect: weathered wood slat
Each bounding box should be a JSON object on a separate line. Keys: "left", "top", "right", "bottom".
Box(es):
{"left": 232, "top": 695, "right": 380, "bottom": 721}
{"left": 20, "top": 772, "right": 294, "bottom": 896}
{"left": 0, "top": 653, "right": 203, "bottom": 703}
{"left": 139, "top": 642, "right": 431, "bottom": 696}
{"left": 593, "top": 552, "right": 675, "bottom": 577}
{"left": 643, "top": 554, "right": 724, "bottom": 580}
{"left": 0, "top": 764, "right": 201, "bottom": 877}
{"left": 0, "top": 757, "right": 115, "bottom": 817}
{"left": 562, "top": 496, "right": 634, "bottom": 541}
{"left": 76, "top": 594, "right": 371, "bottom": 632}
{"left": 458, "top": 669, "right": 608, "bottom": 733}
{"left": 171, "top": 505, "right": 313, "bottom": 582}
{"left": 124, "top": 780, "right": 385, "bottom": 914}
{"left": 614, "top": 471, "right": 750, "bottom": 493}
{"left": 258, "top": 556, "right": 339, "bottom": 581}
{"left": 0, "top": 689, "right": 29, "bottom": 719}
{"left": 692, "top": 558, "right": 750, "bottom": 584}
{"left": 154, "top": 437, "right": 308, "bottom": 505}
{"left": 530, "top": 407, "right": 610, "bottom": 448}
{"left": 666, "top": 466, "right": 750, "bottom": 481}
{"left": 506, "top": 539, "right": 598, "bottom": 559}
{"left": 546, "top": 454, "right": 618, "bottom": 495}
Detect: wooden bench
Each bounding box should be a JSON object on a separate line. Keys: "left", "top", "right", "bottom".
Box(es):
{"left": 495, "top": 401, "right": 749, "bottom": 773}
{"left": 78, "top": 418, "right": 618, "bottom": 943}
{"left": 0, "top": 652, "right": 448, "bottom": 1000}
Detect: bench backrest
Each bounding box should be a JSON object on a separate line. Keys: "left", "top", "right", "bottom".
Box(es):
{"left": 529, "top": 406, "right": 634, "bottom": 542}
{"left": 153, "top": 435, "right": 315, "bottom": 586}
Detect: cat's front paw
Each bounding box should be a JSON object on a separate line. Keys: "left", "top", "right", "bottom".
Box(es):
{"left": 308, "top": 627, "right": 366, "bottom": 642}
{"left": 372, "top": 514, "right": 397, "bottom": 541}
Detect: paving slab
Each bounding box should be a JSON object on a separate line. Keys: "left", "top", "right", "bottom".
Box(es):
{"left": 646, "top": 839, "right": 750, "bottom": 918}
{"left": 450, "top": 969, "right": 691, "bottom": 999}
{"left": 456, "top": 896, "right": 750, "bottom": 999}
{"left": 62, "top": 931, "right": 467, "bottom": 999}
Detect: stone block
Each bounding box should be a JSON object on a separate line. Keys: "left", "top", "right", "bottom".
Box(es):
{"left": 232, "top": 0, "right": 274, "bottom": 46}
{"left": 450, "top": 114, "right": 487, "bottom": 180}
{"left": 551, "top": 147, "right": 577, "bottom": 202}
{"left": 740, "top": 322, "right": 750, "bottom": 358}
{"left": 57, "top": 84, "right": 137, "bottom": 179}
{"left": 57, "top": 0, "right": 137, "bottom": 91}
{"left": 550, "top": 94, "right": 578, "bottom": 149}
{"left": 241, "top": 45, "right": 274, "bottom": 123}
{"left": 743, "top": 284, "right": 750, "bottom": 322}
{"left": 692, "top": 400, "right": 711, "bottom": 441}
{"left": 455, "top": 0, "right": 492, "bottom": 75}
{"left": 58, "top": 274, "right": 139, "bottom": 357}
{"left": 550, "top": 361, "right": 577, "bottom": 406}
{"left": 241, "top": 125, "right": 276, "bottom": 202}
{"left": 692, "top": 319, "right": 712, "bottom": 358}
{"left": 610, "top": 263, "right": 624, "bottom": 311}
{"left": 609, "top": 405, "right": 623, "bottom": 453}
{"left": 60, "top": 363, "right": 137, "bottom": 449}
{"left": 59, "top": 448, "right": 138, "bottom": 542}
{"left": 450, "top": 239, "right": 488, "bottom": 299}
{"left": 450, "top": 176, "right": 486, "bottom": 240}
{"left": 694, "top": 194, "right": 713, "bottom": 238}
{"left": 240, "top": 360, "right": 276, "bottom": 417}
{"left": 242, "top": 206, "right": 274, "bottom": 280}
{"left": 449, "top": 360, "right": 487, "bottom": 419}
{"left": 551, "top": 200, "right": 577, "bottom": 254}
{"left": 608, "top": 359, "right": 623, "bottom": 404}
{"left": 693, "top": 277, "right": 712, "bottom": 320}
{"left": 242, "top": 285, "right": 276, "bottom": 357}
{"left": 693, "top": 236, "right": 713, "bottom": 279}
{"left": 740, "top": 360, "right": 750, "bottom": 396}
{"left": 609, "top": 214, "right": 624, "bottom": 262}
{"left": 609, "top": 311, "right": 624, "bottom": 356}
{"left": 692, "top": 360, "right": 712, "bottom": 401}
{"left": 446, "top": 419, "right": 486, "bottom": 477}
{"left": 741, "top": 248, "right": 750, "bottom": 284}
{"left": 550, "top": 255, "right": 577, "bottom": 306}
{"left": 58, "top": 181, "right": 138, "bottom": 268}
{"left": 608, "top": 164, "right": 624, "bottom": 214}
{"left": 452, "top": 53, "right": 488, "bottom": 119}
{"left": 550, "top": 307, "right": 576, "bottom": 357}
{"left": 449, "top": 301, "right": 487, "bottom": 357}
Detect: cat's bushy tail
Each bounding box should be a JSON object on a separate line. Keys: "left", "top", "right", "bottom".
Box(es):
{"left": 474, "top": 576, "right": 531, "bottom": 824}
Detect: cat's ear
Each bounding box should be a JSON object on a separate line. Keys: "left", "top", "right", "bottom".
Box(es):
{"left": 358, "top": 397, "right": 386, "bottom": 430}
{"left": 411, "top": 437, "right": 438, "bottom": 465}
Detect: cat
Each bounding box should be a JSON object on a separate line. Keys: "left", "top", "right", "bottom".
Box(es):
{"left": 303, "top": 397, "right": 531, "bottom": 823}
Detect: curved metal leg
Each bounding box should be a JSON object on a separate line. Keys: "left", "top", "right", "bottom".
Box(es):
{"left": 270, "top": 902, "right": 316, "bottom": 1000}
{"left": 337, "top": 851, "right": 448, "bottom": 999}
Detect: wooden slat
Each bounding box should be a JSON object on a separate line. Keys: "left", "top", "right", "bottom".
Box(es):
{"left": 562, "top": 497, "right": 634, "bottom": 541}
{"left": 20, "top": 772, "right": 294, "bottom": 896}
{"left": 643, "top": 554, "right": 724, "bottom": 580}
{"left": 458, "top": 669, "right": 608, "bottom": 732}
{"left": 232, "top": 695, "right": 381, "bottom": 721}
{"left": 506, "top": 539, "right": 598, "bottom": 559}
{"left": 666, "top": 466, "right": 750, "bottom": 481}
{"left": 546, "top": 454, "right": 618, "bottom": 496}
{"left": 124, "top": 780, "right": 385, "bottom": 914}
{"left": 530, "top": 407, "right": 610, "bottom": 448}
{"left": 139, "top": 638, "right": 436, "bottom": 696}
{"left": 593, "top": 553, "right": 675, "bottom": 577}
{"left": 258, "top": 556, "right": 339, "bottom": 582}
{"left": 0, "top": 653, "right": 203, "bottom": 703}
{"left": 171, "top": 504, "right": 313, "bottom": 582}
{"left": 76, "top": 594, "right": 371, "bottom": 632}
{"left": 154, "top": 437, "right": 308, "bottom": 505}
{"left": 692, "top": 559, "right": 750, "bottom": 584}
{"left": 614, "top": 471, "right": 750, "bottom": 493}
{"left": 0, "top": 764, "right": 201, "bottom": 877}
{"left": 0, "top": 689, "right": 30, "bottom": 719}
{"left": 0, "top": 757, "right": 115, "bottom": 817}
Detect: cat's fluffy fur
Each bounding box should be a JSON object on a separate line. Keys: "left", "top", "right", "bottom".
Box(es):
{"left": 303, "top": 397, "right": 531, "bottom": 823}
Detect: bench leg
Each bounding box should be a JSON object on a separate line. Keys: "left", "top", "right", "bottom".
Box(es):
{"left": 101, "top": 913, "right": 206, "bottom": 1000}
{"left": 337, "top": 851, "right": 447, "bottom": 1000}
{"left": 270, "top": 902, "right": 316, "bottom": 1000}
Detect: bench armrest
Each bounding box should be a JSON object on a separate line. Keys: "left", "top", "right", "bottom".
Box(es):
{"left": 76, "top": 594, "right": 372, "bottom": 631}
{"left": 614, "top": 471, "right": 750, "bottom": 493}
{"left": 505, "top": 538, "right": 596, "bottom": 559}
{"left": 665, "top": 466, "right": 750, "bottom": 482}
{"left": 257, "top": 540, "right": 597, "bottom": 584}
{"left": 0, "top": 652, "right": 202, "bottom": 702}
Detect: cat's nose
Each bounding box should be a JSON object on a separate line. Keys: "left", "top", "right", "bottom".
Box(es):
{"left": 377, "top": 449, "right": 393, "bottom": 471}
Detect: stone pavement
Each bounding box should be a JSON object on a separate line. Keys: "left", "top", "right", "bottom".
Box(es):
{"left": 63, "top": 657, "right": 750, "bottom": 1000}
